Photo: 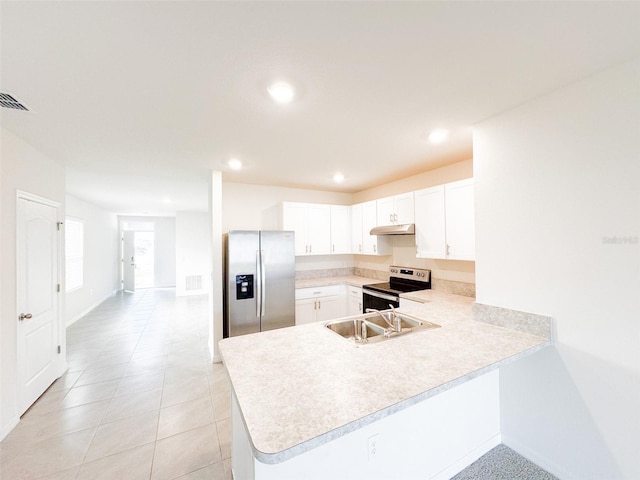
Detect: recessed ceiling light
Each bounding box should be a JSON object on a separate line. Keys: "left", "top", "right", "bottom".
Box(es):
{"left": 427, "top": 129, "right": 449, "bottom": 144}
{"left": 267, "top": 81, "right": 295, "bottom": 104}
{"left": 228, "top": 158, "right": 243, "bottom": 170}
{"left": 162, "top": 196, "right": 172, "bottom": 204}
{"left": 333, "top": 172, "right": 345, "bottom": 183}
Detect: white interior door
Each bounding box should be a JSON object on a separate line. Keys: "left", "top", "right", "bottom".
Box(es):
{"left": 122, "top": 231, "right": 136, "bottom": 292}
{"left": 17, "top": 196, "right": 61, "bottom": 415}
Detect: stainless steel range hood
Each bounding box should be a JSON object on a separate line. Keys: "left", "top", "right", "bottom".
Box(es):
{"left": 369, "top": 224, "right": 415, "bottom": 235}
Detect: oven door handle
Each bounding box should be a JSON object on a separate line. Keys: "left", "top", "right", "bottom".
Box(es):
{"left": 363, "top": 289, "right": 399, "bottom": 303}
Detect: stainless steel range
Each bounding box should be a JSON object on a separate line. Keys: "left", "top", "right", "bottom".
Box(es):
{"left": 362, "top": 266, "right": 431, "bottom": 311}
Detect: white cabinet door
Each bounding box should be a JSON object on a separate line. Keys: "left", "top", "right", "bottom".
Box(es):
{"left": 282, "top": 202, "right": 331, "bottom": 256}
{"left": 362, "top": 201, "right": 391, "bottom": 256}
{"left": 282, "top": 202, "right": 310, "bottom": 255}
{"left": 350, "top": 203, "right": 363, "bottom": 254}
{"left": 316, "top": 295, "right": 344, "bottom": 322}
{"left": 445, "top": 179, "right": 475, "bottom": 261}
{"left": 376, "top": 193, "right": 414, "bottom": 225}
{"left": 395, "top": 192, "right": 415, "bottom": 224}
{"left": 414, "top": 185, "right": 447, "bottom": 259}
{"left": 295, "top": 286, "right": 348, "bottom": 324}
{"left": 414, "top": 180, "right": 475, "bottom": 261}
{"left": 308, "top": 204, "right": 331, "bottom": 255}
{"left": 361, "top": 201, "right": 378, "bottom": 254}
{"left": 330, "top": 205, "right": 351, "bottom": 254}
{"left": 347, "top": 286, "right": 363, "bottom": 316}
{"left": 376, "top": 197, "right": 395, "bottom": 226}
{"left": 295, "top": 298, "right": 317, "bottom": 326}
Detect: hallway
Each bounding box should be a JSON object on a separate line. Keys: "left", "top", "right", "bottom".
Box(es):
{"left": 0, "top": 289, "right": 231, "bottom": 480}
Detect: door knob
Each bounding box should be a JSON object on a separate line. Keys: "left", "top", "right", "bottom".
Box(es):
{"left": 19, "top": 313, "right": 32, "bottom": 321}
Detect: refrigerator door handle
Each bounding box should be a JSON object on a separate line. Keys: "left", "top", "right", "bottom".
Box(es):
{"left": 256, "top": 250, "right": 261, "bottom": 318}
{"left": 260, "top": 250, "right": 266, "bottom": 317}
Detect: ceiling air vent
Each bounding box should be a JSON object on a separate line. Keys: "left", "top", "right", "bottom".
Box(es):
{"left": 0, "top": 93, "right": 29, "bottom": 111}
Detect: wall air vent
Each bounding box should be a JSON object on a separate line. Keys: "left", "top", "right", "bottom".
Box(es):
{"left": 0, "top": 93, "right": 29, "bottom": 111}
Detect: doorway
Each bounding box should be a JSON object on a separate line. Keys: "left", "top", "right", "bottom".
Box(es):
{"left": 122, "top": 230, "right": 156, "bottom": 291}
{"left": 134, "top": 231, "right": 155, "bottom": 288}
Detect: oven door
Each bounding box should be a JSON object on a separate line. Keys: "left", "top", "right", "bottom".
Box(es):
{"left": 362, "top": 289, "right": 400, "bottom": 311}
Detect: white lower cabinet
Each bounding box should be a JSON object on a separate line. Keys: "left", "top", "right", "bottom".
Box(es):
{"left": 347, "top": 286, "right": 363, "bottom": 316}
{"left": 295, "top": 286, "right": 347, "bottom": 325}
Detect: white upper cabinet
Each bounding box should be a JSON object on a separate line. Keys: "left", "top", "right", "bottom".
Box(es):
{"left": 330, "top": 205, "right": 351, "bottom": 254}
{"left": 414, "top": 185, "right": 447, "bottom": 259}
{"left": 414, "top": 179, "right": 474, "bottom": 261}
{"left": 350, "top": 203, "right": 363, "bottom": 254}
{"left": 376, "top": 196, "right": 395, "bottom": 226}
{"left": 377, "top": 192, "right": 415, "bottom": 225}
{"left": 282, "top": 202, "right": 331, "bottom": 255}
{"left": 444, "top": 179, "right": 475, "bottom": 260}
{"left": 362, "top": 201, "right": 391, "bottom": 255}
{"left": 362, "top": 201, "right": 378, "bottom": 254}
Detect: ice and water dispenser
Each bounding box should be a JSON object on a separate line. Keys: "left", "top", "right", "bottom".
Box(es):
{"left": 235, "top": 274, "right": 254, "bottom": 300}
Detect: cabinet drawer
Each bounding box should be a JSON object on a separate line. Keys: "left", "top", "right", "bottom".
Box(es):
{"left": 296, "top": 285, "right": 344, "bottom": 300}
{"left": 348, "top": 286, "right": 362, "bottom": 298}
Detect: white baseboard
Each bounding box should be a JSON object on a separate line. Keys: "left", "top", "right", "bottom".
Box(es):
{"left": 502, "top": 434, "right": 578, "bottom": 480}
{"left": 0, "top": 416, "right": 20, "bottom": 442}
{"left": 431, "top": 433, "right": 502, "bottom": 480}
{"left": 65, "top": 289, "right": 118, "bottom": 327}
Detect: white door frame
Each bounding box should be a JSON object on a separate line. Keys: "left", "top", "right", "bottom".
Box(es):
{"left": 16, "top": 190, "right": 66, "bottom": 414}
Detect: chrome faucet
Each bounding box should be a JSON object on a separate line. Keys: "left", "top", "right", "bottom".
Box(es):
{"left": 388, "top": 304, "right": 402, "bottom": 332}
{"left": 365, "top": 306, "right": 402, "bottom": 334}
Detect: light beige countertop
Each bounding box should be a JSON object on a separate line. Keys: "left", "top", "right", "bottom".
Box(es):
{"left": 219, "top": 290, "right": 551, "bottom": 465}
{"left": 400, "top": 288, "right": 457, "bottom": 303}
{"left": 295, "top": 275, "right": 379, "bottom": 289}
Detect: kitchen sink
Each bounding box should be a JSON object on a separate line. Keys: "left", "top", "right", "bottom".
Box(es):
{"left": 324, "top": 318, "right": 387, "bottom": 345}
{"left": 324, "top": 309, "right": 440, "bottom": 345}
{"left": 364, "top": 310, "right": 437, "bottom": 332}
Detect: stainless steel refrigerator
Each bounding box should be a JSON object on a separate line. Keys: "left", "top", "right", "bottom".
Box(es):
{"left": 224, "top": 230, "right": 295, "bottom": 337}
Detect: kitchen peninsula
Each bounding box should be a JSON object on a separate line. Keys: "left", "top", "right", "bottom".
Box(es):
{"left": 219, "top": 290, "right": 551, "bottom": 480}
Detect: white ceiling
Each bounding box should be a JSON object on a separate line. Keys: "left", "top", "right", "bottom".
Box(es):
{"left": 2, "top": 1, "right": 640, "bottom": 215}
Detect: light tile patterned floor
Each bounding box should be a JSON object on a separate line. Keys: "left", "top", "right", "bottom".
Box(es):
{"left": 0, "top": 289, "right": 231, "bottom": 480}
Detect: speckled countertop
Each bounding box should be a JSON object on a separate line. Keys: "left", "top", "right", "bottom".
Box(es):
{"left": 295, "top": 275, "right": 379, "bottom": 289}
{"left": 218, "top": 290, "right": 551, "bottom": 465}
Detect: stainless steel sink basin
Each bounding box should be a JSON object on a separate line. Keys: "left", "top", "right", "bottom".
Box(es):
{"left": 324, "top": 309, "right": 440, "bottom": 345}
{"left": 324, "top": 318, "right": 386, "bottom": 345}
{"left": 364, "top": 310, "right": 437, "bottom": 333}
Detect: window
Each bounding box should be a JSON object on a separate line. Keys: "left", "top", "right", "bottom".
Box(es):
{"left": 65, "top": 217, "right": 84, "bottom": 292}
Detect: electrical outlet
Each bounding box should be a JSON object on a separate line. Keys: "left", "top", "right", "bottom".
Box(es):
{"left": 368, "top": 434, "right": 381, "bottom": 463}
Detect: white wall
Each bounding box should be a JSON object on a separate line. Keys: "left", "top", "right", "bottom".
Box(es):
{"left": 0, "top": 128, "right": 66, "bottom": 438}
{"left": 222, "top": 182, "right": 353, "bottom": 232}
{"left": 474, "top": 57, "right": 640, "bottom": 479}
{"left": 175, "top": 211, "right": 210, "bottom": 296}
{"left": 65, "top": 195, "right": 119, "bottom": 326}
{"left": 119, "top": 216, "right": 176, "bottom": 288}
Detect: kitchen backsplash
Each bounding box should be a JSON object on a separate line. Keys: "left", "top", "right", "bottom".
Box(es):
{"left": 473, "top": 303, "right": 553, "bottom": 340}
{"left": 295, "top": 267, "right": 356, "bottom": 280}
{"left": 353, "top": 267, "right": 390, "bottom": 281}
{"left": 297, "top": 267, "right": 476, "bottom": 298}
{"left": 432, "top": 278, "right": 476, "bottom": 297}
